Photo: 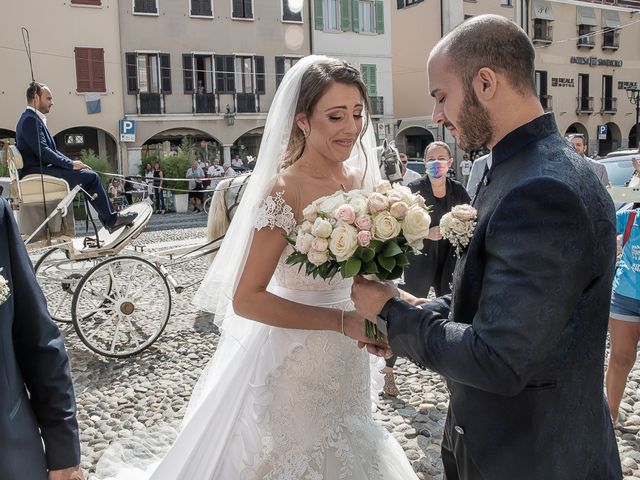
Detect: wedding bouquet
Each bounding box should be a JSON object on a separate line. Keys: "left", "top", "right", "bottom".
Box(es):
{"left": 286, "top": 180, "right": 432, "bottom": 340}
{"left": 439, "top": 204, "right": 478, "bottom": 256}
{"left": 0, "top": 268, "right": 10, "bottom": 306}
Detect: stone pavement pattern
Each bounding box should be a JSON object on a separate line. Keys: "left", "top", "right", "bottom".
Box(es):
{"left": 48, "top": 226, "right": 640, "bottom": 478}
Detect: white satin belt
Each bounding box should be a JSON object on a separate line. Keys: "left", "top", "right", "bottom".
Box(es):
{"left": 270, "top": 285, "right": 351, "bottom": 307}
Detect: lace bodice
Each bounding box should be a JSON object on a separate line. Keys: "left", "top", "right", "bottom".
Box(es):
{"left": 255, "top": 192, "right": 352, "bottom": 292}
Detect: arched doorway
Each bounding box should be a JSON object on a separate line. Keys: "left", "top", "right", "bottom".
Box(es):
{"left": 395, "top": 126, "right": 435, "bottom": 158}
{"left": 54, "top": 127, "right": 118, "bottom": 172}
{"left": 142, "top": 128, "right": 222, "bottom": 166}
{"left": 598, "top": 122, "right": 622, "bottom": 156}
{"left": 565, "top": 122, "right": 588, "bottom": 138}
{"left": 629, "top": 124, "right": 638, "bottom": 149}
{"left": 233, "top": 127, "right": 263, "bottom": 160}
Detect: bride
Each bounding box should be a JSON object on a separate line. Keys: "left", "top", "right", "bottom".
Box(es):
{"left": 95, "top": 55, "right": 419, "bottom": 480}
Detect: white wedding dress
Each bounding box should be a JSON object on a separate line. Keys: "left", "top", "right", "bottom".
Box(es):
{"left": 94, "top": 193, "right": 419, "bottom": 480}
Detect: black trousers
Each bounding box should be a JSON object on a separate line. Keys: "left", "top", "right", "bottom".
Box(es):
{"left": 442, "top": 407, "right": 484, "bottom": 480}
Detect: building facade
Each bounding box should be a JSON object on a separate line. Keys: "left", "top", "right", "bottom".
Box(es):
{"left": 311, "top": 0, "right": 395, "bottom": 142}
{"left": 118, "top": 0, "right": 311, "bottom": 174}
{"left": 0, "top": 0, "right": 124, "bottom": 171}
{"left": 391, "top": 0, "right": 640, "bottom": 159}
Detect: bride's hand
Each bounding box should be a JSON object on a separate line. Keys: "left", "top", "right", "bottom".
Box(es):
{"left": 342, "top": 310, "right": 389, "bottom": 349}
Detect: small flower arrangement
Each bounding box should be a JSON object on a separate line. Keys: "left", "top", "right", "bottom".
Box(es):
{"left": 439, "top": 204, "right": 478, "bottom": 256}
{"left": 286, "top": 180, "right": 432, "bottom": 340}
{"left": 0, "top": 268, "right": 10, "bottom": 306}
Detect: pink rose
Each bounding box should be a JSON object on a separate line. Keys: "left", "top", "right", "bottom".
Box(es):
{"left": 451, "top": 204, "right": 477, "bottom": 222}
{"left": 389, "top": 201, "right": 409, "bottom": 219}
{"left": 387, "top": 191, "right": 404, "bottom": 204}
{"left": 335, "top": 204, "right": 356, "bottom": 224}
{"left": 355, "top": 214, "right": 372, "bottom": 231}
{"left": 357, "top": 230, "right": 372, "bottom": 247}
{"left": 367, "top": 192, "right": 388, "bottom": 214}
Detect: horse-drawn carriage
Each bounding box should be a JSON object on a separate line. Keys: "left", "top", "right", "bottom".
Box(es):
{"left": 6, "top": 144, "right": 222, "bottom": 358}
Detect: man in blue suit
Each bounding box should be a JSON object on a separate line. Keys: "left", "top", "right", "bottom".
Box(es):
{"left": 0, "top": 198, "right": 84, "bottom": 479}
{"left": 16, "top": 83, "right": 137, "bottom": 233}
{"left": 351, "top": 15, "right": 621, "bottom": 480}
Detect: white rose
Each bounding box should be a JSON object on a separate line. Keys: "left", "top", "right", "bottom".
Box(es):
{"left": 367, "top": 192, "right": 388, "bottom": 214}
{"left": 311, "top": 237, "right": 329, "bottom": 252}
{"left": 317, "top": 192, "right": 347, "bottom": 216}
{"left": 308, "top": 249, "right": 330, "bottom": 266}
{"left": 375, "top": 180, "right": 392, "bottom": 194}
{"left": 389, "top": 201, "right": 409, "bottom": 219}
{"left": 348, "top": 193, "right": 368, "bottom": 217}
{"left": 372, "top": 211, "right": 401, "bottom": 241}
{"left": 0, "top": 268, "right": 9, "bottom": 306}
{"left": 402, "top": 206, "right": 431, "bottom": 244}
{"left": 329, "top": 223, "right": 359, "bottom": 262}
{"left": 311, "top": 217, "right": 333, "bottom": 238}
{"left": 295, "top": 233, "right": 314, "bottom": 254}
{"left": 302, "top": 203, "right": 318, "bottom": 222}
{"left": 301, "top": 220, "right": 313, "bottom": 234}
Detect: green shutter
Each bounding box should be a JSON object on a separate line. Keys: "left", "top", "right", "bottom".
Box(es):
{"left": 375, "top": 0, "right": 384, "bottom": 34}
{"left": 341, "top": 0, "right": 352, "bottom": 31}
{"left": 314, "top": 0, "right": 324, "bottom": 30}
{"left": 361, "top": 64, "right": 377, "bottom": 96}
{"left": 351, "top": 0, "right": 360, "bottom": 32}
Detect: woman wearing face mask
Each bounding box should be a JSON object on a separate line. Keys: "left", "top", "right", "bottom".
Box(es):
{"left": 381, "top": 142, "right": 470, "bottom": 396}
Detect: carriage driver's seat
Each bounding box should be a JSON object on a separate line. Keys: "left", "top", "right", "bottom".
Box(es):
{"left": 7, "top": 145, "right": 75, "bottom": 240}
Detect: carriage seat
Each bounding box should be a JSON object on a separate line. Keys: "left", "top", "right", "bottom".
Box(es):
{"left": 7, "top": 145, "right": 75, "bottom": 240}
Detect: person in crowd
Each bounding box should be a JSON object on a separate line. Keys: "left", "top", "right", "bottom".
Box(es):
{"left": 460, "top": 154, "right": 472, "bottom": 187}
{"left": 207, "top": 161, "right": 224, "bottom": 178}
{"left": 231, "top": 154, "right": 245, "bottom": 171}
{"left": 186, "top": 160, "right": 205, "bottom": 213}
{"left": 568, "top": 133, "right": 609, "bottom": 187}
{"left": 606, "top": 157, "right": 640, "bottom": 428}
{"left": 0, "top": 197, "right": 84, "bottom": 480}
{"left": 15, "top": 83, "right": 136, "bottom": 232}
{"left": 152, "top": 162, "right": 165, "bottom": 214}
{"left": 222, "top": 161, "right": 238, "bottom": 178}
{"left": 352, "top": 15, "right": 620, "bottom": 479}
{"left": 380, "top": 141, "right": 469, "bottom": 397}
{"left": 400, "top": 152, "right": 421, "bottom": 186}
{"left": 107, "top": 178, "right": 123, "bottom": 200}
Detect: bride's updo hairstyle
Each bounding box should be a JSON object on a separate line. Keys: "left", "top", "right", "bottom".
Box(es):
{"left": 281, "top": 59, "right": 371, "bottom": 168}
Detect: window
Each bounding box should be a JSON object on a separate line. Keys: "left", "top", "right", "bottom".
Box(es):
{"left": 360, "top": 64, "right": 377, "bottom": 97}
{"left": 133, "top": 0, "right": 158, "bottom": 14}
{"left": 602, "top": 27, "right": 620, "bottom": 50}
{"left": 215, "top": 55, "right": 235, "bottom": 93}
{"left": 190, "top": 0, "right": 212, "bottom": 16}
{"left": 500, "top": 0, "right": 511, "bottom": 5}
{"left": 359, "top": 1, "right": 375, "bottom": 33}
{"left": 74, "top": 47, "right": 106, "bottom": 93}
{"left": 71, "top": 0, "right": 101, "bottom": 5}
{"left": 232, "top": 0, "right": 253, "bottom": 19}
{"left": 533, "top": 19, "right": 552, "bottom": 43}
{"left": 282, "top": 0, "right": 302, "bottom": 22}
{"left": 601, "top": 75, "right": 616, "bottom": 112}
{"left": 577, "top": 73, "right": 592, "bottom": 113}
{"left": 535, "top": 70, "right": 551, "bottom": 111}
{"left": 125, "top": 52, "right": 171, "bottom": 94}
{"left": 183, "top": 54, "right": 214, "bottom": 94}
{"left": 396, "top": 0, "right": 423, "bottom": 9}
{"left": 321, "top": 0, "right": 340, "bottom": 30}
{"left": 276, "top": 56, "right": 300, "bottom": 88}
{"left": 235, "top": 56, "right": 254, "bottom": 94}
{"left": 577, "top": 24, "right": 595, "bottom": 48}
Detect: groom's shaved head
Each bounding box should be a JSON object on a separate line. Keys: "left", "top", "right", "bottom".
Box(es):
{"left": 432, "top": 14, "right": 536, "bottom": 96}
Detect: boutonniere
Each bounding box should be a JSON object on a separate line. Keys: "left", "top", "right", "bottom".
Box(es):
{"left": 440, "top": 204, "right": 478, "bottom": 256}
{"left": 0, "top": 268, "right": 10, "bottom": 306}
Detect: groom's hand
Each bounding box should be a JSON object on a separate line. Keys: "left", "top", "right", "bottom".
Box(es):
{"left": 49, "top": 466, "right": 85, "bottom": 480}
{"left": 343, "top": 310, "right": 388, "bottom": 349}
{"left": 351, "top": 276, "right": 397, "bottom": 320}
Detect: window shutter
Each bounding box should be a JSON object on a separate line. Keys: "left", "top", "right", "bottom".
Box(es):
{"left": 145, "top": 0, "right": 157, "bottom": 13}
{"left": 91, "top": 48, "right": 106, "bottom": 92}
{"left": 375, "top": 0, "right": 384, "bottom": 33}
{"left": 314, "top": 0, "right": 324, "bottom": 29}
{"left": 191, "top": 0, "right": 212, "bottom": 16}
{"left": 255, "top": 56, "right": 265, "bottom": 94}
{"left": 126, "top": 52, "right": 139, "bottom": 94}
{"left": 361, "top": 64, "right": 377, "bottom": 97}
{"left": 160, "top": 53, "right": 171, "bottom": 94}
{"left": 244, "top": 0, "right": 253, "bottom": 18}
{"left": 351, "top": 0, "right": 359, "bottom": 32}
{"left": 134, "top": 0, "right": 143, "bottom": 12}
{"left": 225, "top": 55, "right": 236, "bottom": 92}
{"left": 215, "top": 55, "right": 225, "bottom": 92}
{"left": 283, "top": 0, "right": 302, "bottom": 21}
{"left": 275, "top": 56, "right": 285, "bottom": 88}
{"left": 396, "top": 0, "right": 404, "bottom": 9}
{"left": 75, "top": 48, "right": 92, "bottom": 92}
{"left": 232, "top": 0, "right": 241, "bottom": 17}
{"left": 341, "top": 0, "right": 351, "bottom": 31}
{"left": 183, "top": 54, "right": 194, "bottom": 94}
{"left": 71, "top": 0, "right": 102, "bottom": 5}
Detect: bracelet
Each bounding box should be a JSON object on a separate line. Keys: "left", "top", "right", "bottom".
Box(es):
{"left": 340, "top": 309, "right": 346, "bottom": 336}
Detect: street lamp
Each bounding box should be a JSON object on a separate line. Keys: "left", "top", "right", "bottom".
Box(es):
{"left": 224, "top": 104, "right": 235, "bottom": 127}
{"left": 626, "top": 86, "right": 640, "bottom": 149}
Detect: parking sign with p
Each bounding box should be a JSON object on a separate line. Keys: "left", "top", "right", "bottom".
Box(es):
{"left": 120, "top": 120, "right": 136, "bottom": 142}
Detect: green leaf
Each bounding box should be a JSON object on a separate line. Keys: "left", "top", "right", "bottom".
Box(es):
{"left": 376, "top": 270, "right": 389, "bottom": 280}
{"left": 388, "top": 265, "right": 404, "bottom": 280}
{"left": 284, "top": 235, "right": 296, "bottom": 247}
{"left": 363, "top": 261, "right": 379, "bottom": 274}
{"left": 328, "top": 264, "right": 340, "bottom": 279}
{"left": 369, "top": 239, "right": 383, "bottom": 253}
{"left": 378, "top": 254, "right": 396, "bottom": 272}
{"left": 382, "top": 241, "right": 402, "bottom": 257}
{"left": 342, "top": 257, "right": 363, "bottom": 278}
{"left": 360, "top": 247, "right": 375, "bottom": 263}
{"left": 396, "top": 253, "right": 410, "bottom": 267}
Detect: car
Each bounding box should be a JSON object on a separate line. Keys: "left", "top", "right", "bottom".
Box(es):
{"left": 406, "top": 158, "right": 425, "bottom": 174}
{"left": 606, "top": 149, "right": 640, "bottom": 159}
{"left": 600, "top": 154, "right": 638, "bottom": 187}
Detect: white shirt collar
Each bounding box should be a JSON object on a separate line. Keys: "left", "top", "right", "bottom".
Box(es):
{"left": 26, "top": 106, "right": 47, "bottom": 127}
{"left": 486, "top": 154, "right": 493, "bottom": 170}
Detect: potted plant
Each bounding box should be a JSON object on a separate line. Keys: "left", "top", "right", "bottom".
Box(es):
{"left": 161, "top": 142, "right": 192, "bottom": 213}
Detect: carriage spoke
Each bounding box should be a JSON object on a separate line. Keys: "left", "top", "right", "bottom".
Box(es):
{"left": 123, "top": 263, "right": 139, "bottom": 297}
{"left": 50, "top": 293, "right": 70, "bottom": 317}
{"left": 109, "top": 315, "right": 124, "bottom": 353}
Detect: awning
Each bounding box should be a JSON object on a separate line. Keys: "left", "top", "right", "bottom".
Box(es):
{"left": 532, "top": 0, "right": 554, "bottom": 21}
{"left": 576, "top": 6, "right": 597, "bottom": 27}
{"left": 603, "top": 10, "right": 621, "bottom": 29}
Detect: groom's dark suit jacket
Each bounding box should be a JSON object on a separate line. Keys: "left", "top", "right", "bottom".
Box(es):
{"left": 381, "top": 114, "right": 621, "bottom": 479}
{"left": 0, "top": 198, "right": 80, "bottom": 479}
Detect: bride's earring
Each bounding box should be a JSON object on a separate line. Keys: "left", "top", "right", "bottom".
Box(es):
{"left": 301, "top": 128, "right": 309, "bottom": 138}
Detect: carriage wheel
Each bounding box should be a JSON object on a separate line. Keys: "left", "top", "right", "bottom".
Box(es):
{"left": 35, "top": 247, "right": 106, "bottom": 323}
{"left": 72, "top": 256, "right": 171, "bottom": 358}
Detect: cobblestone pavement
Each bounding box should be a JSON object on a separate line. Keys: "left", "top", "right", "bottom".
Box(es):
{"left": 44, "top": 225, "right": 640, "bottom": 478}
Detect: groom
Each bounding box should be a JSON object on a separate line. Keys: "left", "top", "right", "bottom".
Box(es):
{"left": 350, "top": 15, "right": 621, "bottom": 480}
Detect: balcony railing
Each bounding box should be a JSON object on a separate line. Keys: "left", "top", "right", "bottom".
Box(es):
{"left": 576, "top": 34, "right": 595, "bottom": 48}
{"left": 194, "top": 93, "right": 216, "bottom": 114}
{"left": 533, "top": 23, "right": 553, "bottom": 44}
{"left": 540, "top": 94, "right": 553, "bottom": 112}
{"left": 576, "top": 96, "right": 594, "bottom": 114}
{"left": 370, "top": 96, "right": 384, "bottom": 116}
{"left": 602, "top": 30, "right": 620, "bottom": 50}
{"left": 139, "top": 93, "right": 162, "bottom": 114}
{"left": 600, "top": 96, "right": 617, "bottom": 113}
{"left": 236, "top": 93, "right": 259, "bottom": 113}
